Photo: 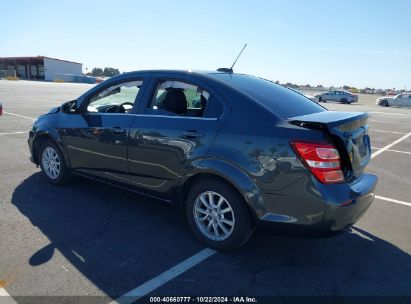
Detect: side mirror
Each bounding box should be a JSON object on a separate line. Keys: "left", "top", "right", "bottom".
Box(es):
{"left": 62, "top": 100, "right": 79, "bottom": 114}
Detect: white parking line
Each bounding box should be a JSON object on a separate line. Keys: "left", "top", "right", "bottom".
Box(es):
{"left": 109, "top": 248, "right": 216, "bottom": 304}
{"left": 3, "top": 111, "right": 35, "bottom": 121}
{"left": 369, "top": 119, "right": 411, "bottom": 125}
{"left": 372, "top": 129, "right": 408, "bottom": 135}
{"left": 375, "top": 195, "right": 411, "bottom": 208}
{"left": 371, "top": 131, "right": 411, "bottom": 159}
{"left": 370, "top": 111, "right": 407, "bottom": 116}
{"left": 372, "top": 147, "right": 411, "bottom": 155}
{"left": 0, "top": 131, "right": 27, "bottom": 136}
{"left": 4, "top": 104, "right": 57, "bottom": 108}
{"left": 0, "top": 288, "right": 18, "bottom": 304}
{"left": 385, "top": 149, "right": 411, "bottom": 155}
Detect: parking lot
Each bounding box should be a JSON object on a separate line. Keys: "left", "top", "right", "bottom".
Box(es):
{"left": 1, "top": 80, "right": 411, "bottom": 303}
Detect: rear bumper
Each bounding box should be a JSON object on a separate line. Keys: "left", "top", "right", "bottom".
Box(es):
{"left": 258, "top": 173, "right": 377, "bottom": 234}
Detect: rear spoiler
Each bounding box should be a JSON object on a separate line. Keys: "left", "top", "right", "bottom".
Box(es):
{"left": 288, "top": 111, "right": 369, "bottom": 131}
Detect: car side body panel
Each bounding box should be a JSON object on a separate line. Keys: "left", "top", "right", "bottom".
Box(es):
{"left": 28, "top": 70, "right": 377, "bottom": 237}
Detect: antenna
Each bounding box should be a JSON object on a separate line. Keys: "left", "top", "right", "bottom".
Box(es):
{"left": 217, "top": 43, "right": 247, "bottom": 73}
{"left": 230, "top": 43, "right": 247, "bottom": 71}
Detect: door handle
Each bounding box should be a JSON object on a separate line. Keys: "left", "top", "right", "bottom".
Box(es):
{"left": 111, "top": 127, "right": 126, "bottom": 134}
{"left": 182, "top": 130, "right": 204, "bottom": 138}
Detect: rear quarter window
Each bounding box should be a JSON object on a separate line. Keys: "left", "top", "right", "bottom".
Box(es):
{"left": 209, "top": 74, "right": 325, "bottom": 119}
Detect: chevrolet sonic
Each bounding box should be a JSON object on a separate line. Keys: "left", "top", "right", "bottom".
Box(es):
{"left": 28, "top": 70, "right": 377, "bottom": 250}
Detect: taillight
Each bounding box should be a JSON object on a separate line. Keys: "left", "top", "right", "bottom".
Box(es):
{"left": 290, "top": 140, "right": 344, "bottom": 184}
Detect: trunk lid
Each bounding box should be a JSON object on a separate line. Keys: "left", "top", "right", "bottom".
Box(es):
{"left": 288, "top": 111, "right": 371, "bottom": 179}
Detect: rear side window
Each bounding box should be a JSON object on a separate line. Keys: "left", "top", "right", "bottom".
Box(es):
{"left": 209, "top": 74, "right": 325, "bottom": 119}
{"left": 146, "top": 80, "right": 220, "bottom": 118}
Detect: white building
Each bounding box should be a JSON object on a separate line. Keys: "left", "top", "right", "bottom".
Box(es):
{"left": 0, "top": 56, "right": 82, "bottom": 81}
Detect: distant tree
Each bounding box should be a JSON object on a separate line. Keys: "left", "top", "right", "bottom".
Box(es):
{"left": 91, "top": 67, "right": 104, "bottom": 77}
{"left": 285, "top": 82, "right": 298, "bottom": 89}
{"left": 90, "top": 67, "right": 120, "bottom": 77}
{"left": 343, "top": 85, "right": 351, "bottom": 90}
{"left": 103, "top": 67, "right": 120, "bottom": 77}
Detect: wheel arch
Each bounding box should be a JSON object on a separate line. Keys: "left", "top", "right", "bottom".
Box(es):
{"left": 32, "top": 128, "right": 69, "bottom": 166}
{"left": 176, "top": 160, "right": 265, "bottom": 222}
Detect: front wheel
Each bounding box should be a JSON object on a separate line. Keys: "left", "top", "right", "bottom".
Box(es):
{"left": 381, "top": 100, "right": 389, "bottom": 107}
{"left": 39, "top": 139, "right": 73, "bottom": 185}
{"left": 186, "top": 179, "right": 253, "bottom": 251}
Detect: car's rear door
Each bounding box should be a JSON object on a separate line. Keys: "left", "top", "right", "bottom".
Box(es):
{"left": 127, "top": 73, "right": 228, "bottom": 199}
{"left": 406, "top": 94, "right": 411, "bottom": 107}
{"left": 63, "top": 77, "right": 147, "bottom": 184}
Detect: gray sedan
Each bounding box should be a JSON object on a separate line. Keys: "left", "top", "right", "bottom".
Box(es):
{"left": 315, "top": 90, "right": 358, "bottom": 104}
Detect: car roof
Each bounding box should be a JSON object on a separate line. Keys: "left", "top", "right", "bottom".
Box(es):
{"left": 118, "top": 69, "right": 233, "bottom": 77}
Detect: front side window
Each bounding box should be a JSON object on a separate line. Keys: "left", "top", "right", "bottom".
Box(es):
{"left": 87, "top": 80, "right": 143, "bottom": 114}
{"left": 147, "top": 80, "right": 210, "bottom": 117}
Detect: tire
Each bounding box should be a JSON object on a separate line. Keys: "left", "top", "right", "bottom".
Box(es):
{"left": 341, "top": 98, "right": 348, "bottom": 104}
{"left": 186, "top": 179, "right": 253, "bottom": 251}
{"left": 38, "top": 139, "right": 73, "bottom": 185}
{"left": 381, "top": 100, "right": 389, "bottom": 107}
{"left": 318, "top": 97, "right": 323, "bottom": 102}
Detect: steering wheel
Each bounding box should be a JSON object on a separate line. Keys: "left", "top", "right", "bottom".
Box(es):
{"left": 116, "top": 102, "right": 134, "bottom": 113}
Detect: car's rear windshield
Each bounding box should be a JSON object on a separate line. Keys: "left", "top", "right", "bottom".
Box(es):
{"left": 209, "top": 73, "right": 326, "bottom": 119}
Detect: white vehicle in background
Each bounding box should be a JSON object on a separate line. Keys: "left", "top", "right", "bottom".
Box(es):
{"left": 376, "top": 93, "right": 411, "bottom": 107}
{"left": 286, "top": 87, "right": 319, "bottom": 103}
{"left": 303, "top": 92, "right": 319, "bottom": 103}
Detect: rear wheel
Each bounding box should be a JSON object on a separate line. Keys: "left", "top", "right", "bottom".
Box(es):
{"left": 38, "top": 139, "right": 73, "bottom": 185}
{"left": 341, "top": 98, "right": 348, "bottom": 104}
{"left": 186, "top": 179, "right": 253, "bottom": 251}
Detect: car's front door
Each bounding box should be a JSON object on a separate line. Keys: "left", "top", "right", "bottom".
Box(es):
{"left": 398, "top": 94, "right": 411, "bottom": 106}
{"left": 127, "top": 75, "right": 227, "bottom": 199}
{"left": 63, "top": 78, "right": 146, "bottom": 184}
{"left": 323, "top": 91, "right": 334, "bottom": 102}
{"left": 390, "top": 95, "right": 402, "bottom": 106}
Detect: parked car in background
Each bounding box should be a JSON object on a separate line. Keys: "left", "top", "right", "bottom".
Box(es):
{"left": 315, "top": 90, "right": 358, "bottom": 104}
{"left": 376, "top": 93, "right": 411, "bottom": 107}
{"left": 28, "top": 70, "right": 376, "bottom": 250}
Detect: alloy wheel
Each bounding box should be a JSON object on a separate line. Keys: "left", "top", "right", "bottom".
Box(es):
{"left": 193, "top": 191, "right": 235, "bottom": 241}
{"left": 41, "top": 146, "right": 61, "bottom": 180}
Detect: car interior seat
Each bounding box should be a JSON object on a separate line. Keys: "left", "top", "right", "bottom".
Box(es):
{"left": 162, "top": 89, "right": 187, "bottom": 115}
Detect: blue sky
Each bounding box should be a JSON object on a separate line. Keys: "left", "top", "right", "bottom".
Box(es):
{"left": 1, "top": 0, "right": 410, "bottom": 89}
